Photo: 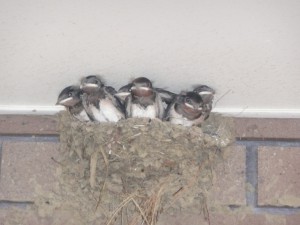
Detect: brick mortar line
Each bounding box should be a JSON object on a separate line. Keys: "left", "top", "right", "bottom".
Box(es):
{"left": 257, "top": 205, "right": 300, "bottom": 209}
{"left": 254, "top": 207, "right": 300, "bottom": 215}
{"left": 0, "top": 200, "right": 34, "bottom": 209}
{"left": 0, "top": 142, "right": 2, "bottom": 182}
{"left": 237, "top": 137, "right": 300, "bottom": 141}
{"left": 236, "top": 140, "right": 300, "bottom": 147}
{"left": 244, "top": 144, "right": 258, "bottom": 207}
{"left": 0, "top": 135, "right": 59, "bottom": 142}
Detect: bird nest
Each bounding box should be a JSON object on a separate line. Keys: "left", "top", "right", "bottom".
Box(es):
{"left": 35, "top": 112, "right": 234, "bottom": 225}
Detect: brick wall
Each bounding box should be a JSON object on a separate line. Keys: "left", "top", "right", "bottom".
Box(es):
{"left": 0, "top": 115, "right": 299, "bottom": 225}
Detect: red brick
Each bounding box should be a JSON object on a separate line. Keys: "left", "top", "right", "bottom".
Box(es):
{"left": 234, "top": 118, "right": 300, "bottom": 140}
{"left": 157, "top": 213, "right": 206, "bottom": 225}
{"left": 0, "top": 115, "right": 58, "bottom": 135}
{"left": 286, "top": 213, "right": 300, "bottom": 225}
{"left": 0, "top": 207, "right": 45, "bottom": 225}
{"left": 210, "top": 213, "right": 268, "bottom": 225}
{"left": 0, "top": 142, "right": 60, "bottom": 201}
{"left": 258, "top": 146, "right": 300, "bottom": 207}
{"left": 208, "top": 145, "right": 246, "bottom": 206}
{"left": 0, "top": 207, "right": 87, "bottom": 225}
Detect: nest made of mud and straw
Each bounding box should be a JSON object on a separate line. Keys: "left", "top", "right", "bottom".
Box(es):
{"left": 54, "top": 112, "right": 234, "bottom": 225}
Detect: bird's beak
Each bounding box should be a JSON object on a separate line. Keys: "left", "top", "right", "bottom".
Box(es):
{"left": 115, "top": 92, "right": 131, "bottom": 102}
{"left": 185, "top": 103, "right": 194, "bottom": 109}
{"left": 115, "top": 92, "right": 130, "bottom": 101}
{"left": 199, "top": 91, "right": 213, "bottom": 95}
{"left": 56, "top": 97, "right": 73, "bottom": 106}
{"left": 115, "top": 92, "right": 131, "bottom": 97}
{"left": 82, "top": 83, "right": 98, "bottom": 88}
{"left": 131, "top": 87, "right": 151, "bottom": 91}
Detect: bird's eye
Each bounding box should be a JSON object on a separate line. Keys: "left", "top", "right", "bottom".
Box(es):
{"left": 68, "top": 92, "right": 72, "bottom": 97}
{"left": 186, "top": 97, "right": 192, "bottom": 104}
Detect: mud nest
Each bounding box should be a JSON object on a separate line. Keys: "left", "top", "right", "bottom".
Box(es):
{"left": 39, "top": 113, "right": 234, "bottom": 225}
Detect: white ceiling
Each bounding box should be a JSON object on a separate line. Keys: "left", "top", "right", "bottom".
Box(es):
{"left": 0, "top": 0, "right": 299, "bottom": 117}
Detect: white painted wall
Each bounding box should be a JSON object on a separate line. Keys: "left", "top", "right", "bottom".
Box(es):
{"left": 0, "top": 0, "right": 299, "bottom": 117}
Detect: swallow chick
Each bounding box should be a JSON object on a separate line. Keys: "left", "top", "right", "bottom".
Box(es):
{"left": 56, "top": 85, "right": 91, "bottom": 122}
{"left": 164, "top": 91, "right": 205, "bottom": 126}
{"left": 116, "top": 77, "right": 167, "bottom": 119}
{"left": 116, "top": 81, "right": 176, "bottom": 108}
{"left": 80, "top": 75, "right": 125, "bottom": 122}
{"left": 193, "top": 85, "right": 215, "bottom": 120}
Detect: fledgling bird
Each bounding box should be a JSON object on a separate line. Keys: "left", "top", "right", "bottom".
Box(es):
{"left": 193, "top": 85, "right": 215, "bottom": 120}
{"left": 116, "top": 82, "right": 176, "bottom": 105}
{"left": 116, "top": 77, "right": 174, "bottom": 119}
{"left": 80, "top": 75, "right": 125, "bottom": 122}
{"left": 164, "top": 91, "right": 205, "bottom": 126}
{"left": 56, "top": 85, "right": 91, "bottom": 122}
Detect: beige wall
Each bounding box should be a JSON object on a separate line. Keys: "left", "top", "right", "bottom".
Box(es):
{"left": 0, "top": 0, "right": 299, "bottom": 117}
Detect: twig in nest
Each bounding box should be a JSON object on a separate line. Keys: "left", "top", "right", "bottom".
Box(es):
{"left": 105, "top": 193, "right": 138, "bottom": 225}
{"left": 203, "top": 199, "right": 211, "bottom": 225}
{"left": 129, "top": 179, "right": 170, "bottom": 225}
{"left": 102, "top": 132, "right": 141, "bottom": 150}
{"left": 172, "top": 187, "right": 184, "bottom": 197}
{"left": 133, "top": 124, "right": 145, "bottom": 128}
{"left": 95, "top": 146, "right": 109, "bottom": 211}
{"left": 74, "top": 146, "right": 83, "bottom": 160}
{"left": 131, "top": 198, "right": 151, "bottom": 225}
{"left": 123, "top": 133, "right": 142, "bottom": 142}
{"left": 89, "top": 151, "right": 98, "bottom": 189}
{"left": 51, "top": 157, "right": 64, "bottom": 166}
{"left": 150, "top": 185, "right": 165, "bottom": 225}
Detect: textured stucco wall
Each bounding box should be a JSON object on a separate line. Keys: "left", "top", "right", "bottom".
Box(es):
{"left": 0, "top": 0, "right": 299, "bottom": 117}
